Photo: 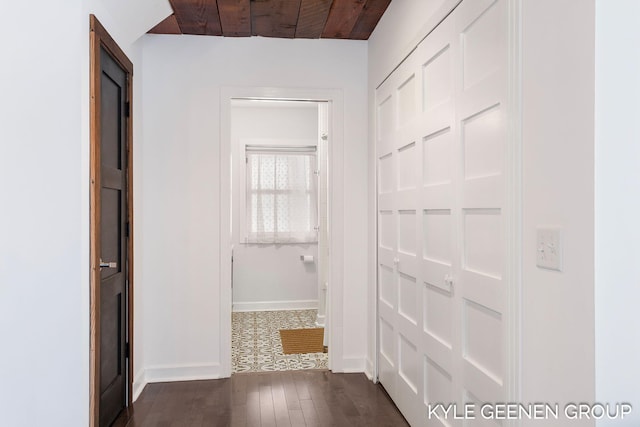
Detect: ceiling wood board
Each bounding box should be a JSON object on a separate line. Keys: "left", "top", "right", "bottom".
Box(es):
{"left": 295, "top": 0, "right": 332, "bottom": 38}
{"left": 349, "top": 0, "right": 390, "bottom": 39}
{"left": 322, "top": 0, "right": 366, "bottom": 39}
{"left": 169, "top": 0, "right": 222, "bottom": 35}
{"left": 251, "top": 0, "right": 302, "bottom": 38}
{"left": 218, "top": 0, "right": 251, "bottom": 37}
{"left": 148, "top": 14, "right": 182, "bottom": 34}
{"left": 149, "top": 0, "right": 391, "bottom": 40}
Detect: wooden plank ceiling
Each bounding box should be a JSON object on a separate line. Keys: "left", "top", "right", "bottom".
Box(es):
{"left": 149, "top": 0, "right": 391, "bottom": 40}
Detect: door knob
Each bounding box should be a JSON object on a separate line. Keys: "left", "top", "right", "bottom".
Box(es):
{"left": 444, "top": 274, "right": 454, "bottom": 287}
{"left": 100, "top": 259, "right": 117, "bottom": 269}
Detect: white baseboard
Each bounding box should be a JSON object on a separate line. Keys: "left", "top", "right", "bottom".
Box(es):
{"left": 334, "top": 357, "right": 366, "bottom": 373}
{"left": 144, "top": 363, "right": 223, "bottom": 384}
{"left": 132, "top": 370, "right": 146, "bottom": 402}
{"left": 365, "top": 358, "right": 375, "bottom": 381}
{"left": 233, "top": 299, "right": 318, "bottom": 312}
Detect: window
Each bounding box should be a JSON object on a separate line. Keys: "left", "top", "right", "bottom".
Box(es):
{"left": 245, "top": 146, "right": 317, "bottom": 243}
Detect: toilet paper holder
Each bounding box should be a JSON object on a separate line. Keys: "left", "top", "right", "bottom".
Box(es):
{"left": 300, "top": 255, "right": 314, "bottom": 263}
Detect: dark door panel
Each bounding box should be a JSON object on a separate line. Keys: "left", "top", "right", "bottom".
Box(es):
{"left": 99, "top": 46, "right": 128, "bottom": 427}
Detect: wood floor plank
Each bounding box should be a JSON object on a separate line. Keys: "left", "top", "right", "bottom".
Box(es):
{"left": 288, "top": 409, "right": 306, "bottom": 427}
{"left": 306, "top": 376, "right": 343, "bottom": 426}
{"left": 246, "top": 375, "right": 262, "bottom": 427}
{"left": 259, "top": 384, "right": 277, "bottom": 427}
{"left": 328, "top": 375, "right": 361, "bottom": 418}
{"left": 281, "top": 371, "right": 302, "bottom": 411}
{"left": 232, "top": 373, "right": 248, "bottom": 405}
{"left": 299, "top": 398, "right": 320, "bottom": 427}
{"left": 292, "top": 371, "right": 311, "bottom": 401}
{"left": 270, "top": 373, "right": 292, "bottom": 427}
{"left": 230, "top": 407, "right": 248, "bottom": 427}
{"left": 116, "top": 371, "right": 409, "bottom": 427}
{"left": 206, "top": 379, "right": 233, "bottom": 425}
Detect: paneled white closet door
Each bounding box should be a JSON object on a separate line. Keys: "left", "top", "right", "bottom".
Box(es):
{"left": 376, "top": 0, "right": 508, "bottom": 426}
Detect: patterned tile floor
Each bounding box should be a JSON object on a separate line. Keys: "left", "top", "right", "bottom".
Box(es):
{"left": 232, "top": 309, "right": 328, "bottom": 373}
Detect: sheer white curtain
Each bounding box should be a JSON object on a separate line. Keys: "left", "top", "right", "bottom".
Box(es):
{"left": 246, "top": 149, "right": 317, "bottom": 243}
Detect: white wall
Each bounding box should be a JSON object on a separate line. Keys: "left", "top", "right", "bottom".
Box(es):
{"left": 86, "top": 0, "right": 171, "bottom": 49}
{"left": 0, "top": 2, "right": 87, "bottom": 425}
{"left": 521, "top": 2, "right": 596, "bottom": 424}
{"left": 0, "top": 0, "right": 165, "bottom": 424}
{"left": 141, "top": 36, "right": 368, "bottom": 382}
{"left": 595, "top": 1, "right": 640, "bottom": 425}
{"left": 231, "top": 104, "right": 319, "bottom": 310}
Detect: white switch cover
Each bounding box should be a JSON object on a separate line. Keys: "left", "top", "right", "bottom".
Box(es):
{"left": 536, "top": 228, "right": 562, "bottom": 271}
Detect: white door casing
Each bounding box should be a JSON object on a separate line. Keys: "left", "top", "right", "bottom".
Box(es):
{"left": 316, "top": 103, "right": 329, "bottom": 329}
{"left": 376, "top": 0, "right": 519, "bottom": 425}
{"left": 220, "top": 87, "right": 345, "bottom": 376}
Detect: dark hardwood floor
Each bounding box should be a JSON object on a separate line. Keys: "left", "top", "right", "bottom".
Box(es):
{"left": 113, "top": 370, "right": 409, "bottom": 426}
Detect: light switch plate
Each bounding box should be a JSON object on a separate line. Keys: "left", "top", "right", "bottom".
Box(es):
{"left": 536, "top": 227, "right": 562, "bottom": 271}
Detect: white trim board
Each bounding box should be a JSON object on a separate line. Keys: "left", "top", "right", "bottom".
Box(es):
{"left": 132, "top": 363, "right": 223, "bottom": 402}
{"left": 506, "top": 0, "right": 523, "bottom": 417}
{"left": 132, "top": 370, "right": 146, "bottom": 402}
{"left": 220, "top": 86, "right": 345, "bottom": 377}
{"left": 144, "top": 363, "right": 222, "bottom": 384}
{"left": 337, "top": 357, "right": 367, "bottom": 374}
{"left": 365, "top": 358, "right": 375, "bottom": 381}
{"left": 232, "top": 300, "right": 318, "bottom": 312}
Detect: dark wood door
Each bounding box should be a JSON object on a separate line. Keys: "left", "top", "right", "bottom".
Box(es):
{"left": 99, "top": 46, "right": 128, "bottom": 427}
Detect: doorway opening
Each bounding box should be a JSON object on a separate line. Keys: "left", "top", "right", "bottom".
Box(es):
{"left": 230, "top": 99, "right": 330, "bottom": 373}
{"left": 220, "top": 87, "right": 345, "bottom": 378}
